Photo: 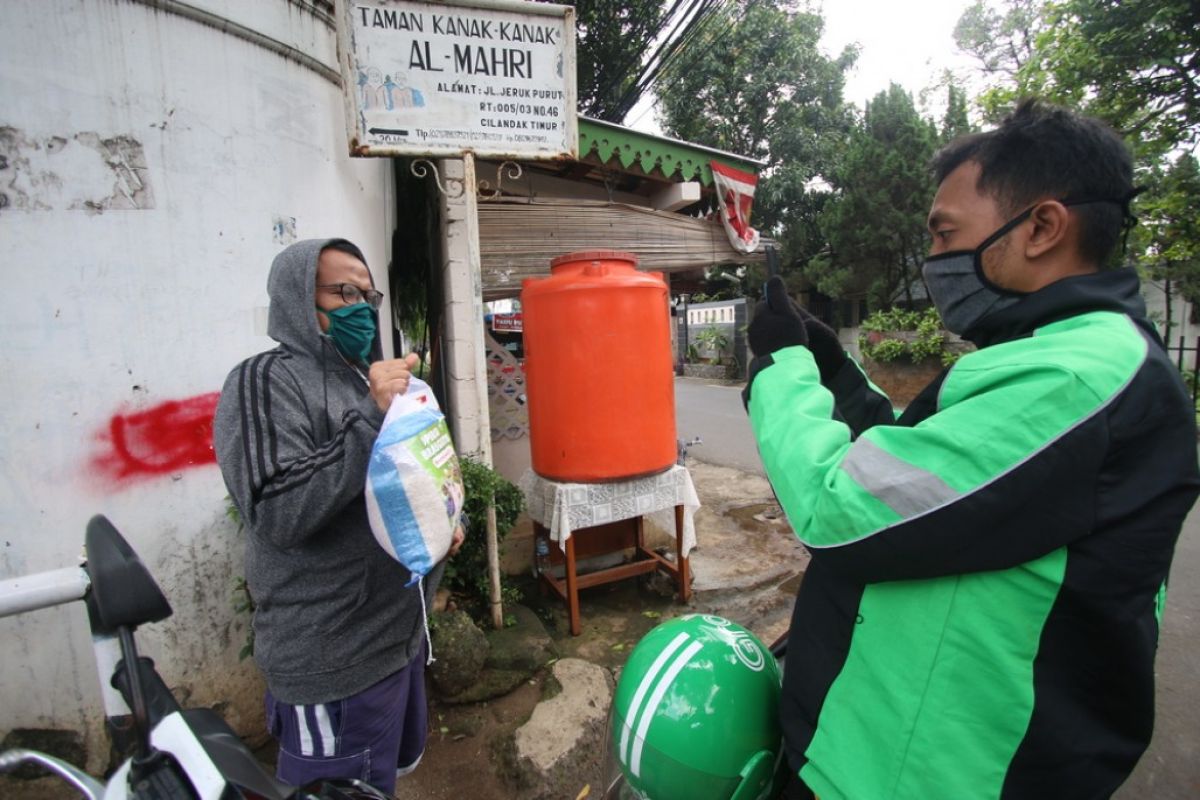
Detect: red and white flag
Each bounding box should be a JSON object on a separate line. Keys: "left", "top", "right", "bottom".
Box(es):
{"left": 710, "top": 161, "right": 761, "bottom": 254}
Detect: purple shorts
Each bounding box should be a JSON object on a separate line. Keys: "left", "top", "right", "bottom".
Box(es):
{"left": 266, "top": 650, "right": 428, "bottom": 795}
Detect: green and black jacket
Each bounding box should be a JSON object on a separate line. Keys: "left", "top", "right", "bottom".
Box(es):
{"left": 746, "top": 269, "right": 1199, "bottom": 800}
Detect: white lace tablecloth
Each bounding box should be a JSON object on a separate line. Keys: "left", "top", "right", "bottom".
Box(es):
{"left": 519, "top": 465, "right": 700, "bottom": 557}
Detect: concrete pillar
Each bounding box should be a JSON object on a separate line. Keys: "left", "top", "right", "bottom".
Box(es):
{"left": 437, "top": 155, "right": 493, "bottom": 462}
{"left": 437, "top": 155, "right": 504, "bottom": 627}
{"left": 734, "top": 298, "right": 750, "bottom": 379}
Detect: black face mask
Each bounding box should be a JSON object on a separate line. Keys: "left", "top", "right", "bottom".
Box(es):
{"left": 921, "top": 206, "right": 1033, "bottom": 336}
{"left": 922, "top": 193, "right": 1142, "bottom": 338}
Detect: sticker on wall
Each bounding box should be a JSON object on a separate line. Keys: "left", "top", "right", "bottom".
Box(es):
{"left": 272, "top": 215, "right": 297, "bottom": 244}
{"left": 90, "top": 392, "right": 220, "bottom": 486}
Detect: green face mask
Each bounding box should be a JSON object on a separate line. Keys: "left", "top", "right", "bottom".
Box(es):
{"left": 320, "top": 302, "right": 376, "bottom": 362}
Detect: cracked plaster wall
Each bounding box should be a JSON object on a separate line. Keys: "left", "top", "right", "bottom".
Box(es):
{"left": 0, "top": 0, "right": 393, "bottom": 771}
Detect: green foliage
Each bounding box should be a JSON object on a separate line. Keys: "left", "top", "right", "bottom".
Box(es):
{"left": 1037, "top": 0, "right": 1196, "bottom": 155}
{"left": 910, "top": 313, "right": 949, "bottom": 362}
{"left": 225, "top": 496, "right": 255, "bottom": 658}
{"left": 860, "top": 307, "right": 924, "bottom": 333}
{"left": 696, "top": 266, "right": 745, "bottom": 301}
{"left": 689, "top": 279, "right": 740, "bottom": 304}
{"left": 953, "top": 0, "right": 1043, "bottom": 91}
{"left": 1178, "top": 368, "right": 1200, "bottom": 415}
{"left": 1137, "top": 154, "right": 1200, "bottom": 337}
{"left": 941, "top": 84, "right": 976, "bottom": 142}
{"left": 862, "top": 338, "right": 908, "bottom": 362}
{"left": 685, "top": 343, "right": 702, "bottom": 363}
{"left": 443, "top": 457, "right": 525, "bottom": 612}
{"left": 658, "top": 0, "right": 856, "bottom": 285}
{"left": 1177, "top": 366, "right": 1200, "bottom": 429}
{"left": 231, "top": 576, "right": 255, "bottom": 661}
{"left": 799, "top": 251, "right": 854, "bottom": 302}
{"left": 695, "top": 326, "right": 729, "bottom": 363}
{"left": 858, "top": 307, "right": 959, "bottom": 365}
{"left": 565, "top": 0, "right": 670, "bottom": 120}
{"left": 814, "top": 85, "right": 940, "bottom": 309}
{"left": 224, "top": 495, "right": 243, "bottom": 531}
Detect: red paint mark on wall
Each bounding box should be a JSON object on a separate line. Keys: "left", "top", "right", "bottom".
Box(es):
{"left": 92, "top": 393, "right": 220, "bottom": 485}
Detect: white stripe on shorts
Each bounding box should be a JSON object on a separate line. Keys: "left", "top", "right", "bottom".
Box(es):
{"left": 314, "top": 704, "right": 335, "bottom": 756}
{"left": 295, "top": 706, "right": 315, "bottom": 756}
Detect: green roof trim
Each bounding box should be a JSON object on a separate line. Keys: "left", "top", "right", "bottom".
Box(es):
{"left": 578, "top": 116, "right": 763, "bottom": 188}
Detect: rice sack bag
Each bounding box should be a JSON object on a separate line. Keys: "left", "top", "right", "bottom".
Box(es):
{"left": 365, "top": 377, "right": 465, "bottom": 585}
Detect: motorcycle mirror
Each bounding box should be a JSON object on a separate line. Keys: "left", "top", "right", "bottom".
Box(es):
{"left": 84, "top": 515, "right": 171, "bottom": 631}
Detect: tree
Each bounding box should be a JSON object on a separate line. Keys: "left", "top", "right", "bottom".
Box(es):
{"left": 565, "top": 0, "right": 669, "bottom": 120}
{"left": 1038, "top": 0, "right": 1199, "bottom": 154}
{"left": 1138, "top": 154, "right": 1200, "bottom": 337}
{"left": 953, "top": 0, "right": 1044, "bottom": 86}
{"left": 566, "top": 0, "right": 731, "bottom": 123}
{"left": 811, "top": 85, "right": 941, "bottom": 310}
{"left": 959, "top": 0, "right": 1199, "bottom": 155}
{"left": 656, "top": 0, "right": 856, "bottom": 290}
{"left": 941, "top": 83, "right": 975, "bottom": 142}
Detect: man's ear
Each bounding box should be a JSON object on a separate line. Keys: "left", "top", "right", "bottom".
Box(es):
{"left": 1025, "top": 200, "right": 1071, "bottom": 259}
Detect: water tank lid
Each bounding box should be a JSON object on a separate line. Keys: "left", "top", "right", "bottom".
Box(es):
{"left": 550, "top": 250, "right": 639, "bottom": 268}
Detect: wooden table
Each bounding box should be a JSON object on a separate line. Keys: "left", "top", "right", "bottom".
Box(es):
{"left": 521, "top": 466, "right": 699, "bottom": 636}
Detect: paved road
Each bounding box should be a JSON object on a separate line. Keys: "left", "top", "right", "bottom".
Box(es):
{"left": 675, "top": 376, "right": 1200, "bottom": 797}
{"left": 1120, "top": 501, "right": 1200, "bottom": 798}
{"left": 673, "top": 376, "right": 763, "bottom": 475}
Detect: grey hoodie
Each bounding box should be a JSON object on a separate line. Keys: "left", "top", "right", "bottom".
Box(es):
{"left": 214, "top": 238, "right": 435, "bottom": 705}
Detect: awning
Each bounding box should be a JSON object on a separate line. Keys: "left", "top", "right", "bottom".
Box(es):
{"left": 478, "top": 197, "right": 766, "bottom": 300}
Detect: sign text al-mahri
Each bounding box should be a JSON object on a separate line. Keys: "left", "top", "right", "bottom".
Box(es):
{"left": 342, "top": 1, "right": 577, "bottom": 159}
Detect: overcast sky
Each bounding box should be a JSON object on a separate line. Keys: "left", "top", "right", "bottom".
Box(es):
{"left": 821, "top": 0, "right": 979, "bottom": 109}
{"left": 626, "top": 0, "right": 981, "bottom": 135}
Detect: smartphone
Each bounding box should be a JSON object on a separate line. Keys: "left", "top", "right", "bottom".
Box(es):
{"left": 764, "top": 245, "right": 780, "bottom": 297}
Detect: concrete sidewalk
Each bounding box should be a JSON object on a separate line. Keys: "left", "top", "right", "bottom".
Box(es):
{"left": 677, "top": 459, "right": 808, "bottom": 644}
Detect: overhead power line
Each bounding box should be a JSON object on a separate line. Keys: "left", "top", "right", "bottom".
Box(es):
{"left": 587, "top": 0, "right": 730, "bottom": 123}
{"left": 587, "top": 0, "right": 691, "bottom": 114}
{"left": 611, "top": 0, "right": 728, "bottom": 121}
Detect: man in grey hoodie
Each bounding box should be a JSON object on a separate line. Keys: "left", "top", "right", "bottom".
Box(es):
{"left": 213, "top": 238, "right": 461, "bottom": 794}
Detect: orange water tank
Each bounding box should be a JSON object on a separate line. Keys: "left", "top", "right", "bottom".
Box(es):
{"left": 522, "top": 251, "right": 677, "bottom": 482}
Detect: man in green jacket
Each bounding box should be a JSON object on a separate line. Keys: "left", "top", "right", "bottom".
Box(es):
{"left": 747, "top": 100, "right": 1200, "bottom": 799}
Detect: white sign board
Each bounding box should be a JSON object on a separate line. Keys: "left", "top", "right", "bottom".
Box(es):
{"left": 339, "top": 0, "right": 577, "bottom": 159}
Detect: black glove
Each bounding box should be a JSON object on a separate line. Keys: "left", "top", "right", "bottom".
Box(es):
{"left": 748, "top": 276, "right": 808, "bottom": 357}
{"left": 794, "top": 305, "right": 848, "bottom": 383}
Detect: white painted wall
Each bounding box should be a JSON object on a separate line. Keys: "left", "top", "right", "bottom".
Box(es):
{"left": 0, "top": 0, "right": 393, "bottom": 770}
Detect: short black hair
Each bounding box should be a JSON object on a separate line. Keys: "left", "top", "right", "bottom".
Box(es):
{"left": 931, "top": 99, "right": 1134, "bottom": 267}
{"left": 322, "top": 238, "right": 368, "bottom": 265}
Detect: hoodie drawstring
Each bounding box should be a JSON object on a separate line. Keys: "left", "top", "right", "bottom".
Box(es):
{"left": 321, "top": 339, "right": 331, "bottom": 441}
{"left": 419, "top": 575, "right": 435, "bottom": 665}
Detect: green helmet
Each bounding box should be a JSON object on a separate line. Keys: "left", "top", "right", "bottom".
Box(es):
{"left": 610, "top": 615, "right": 784, "bottom": 800}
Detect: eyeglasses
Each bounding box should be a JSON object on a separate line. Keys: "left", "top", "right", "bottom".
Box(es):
{"left": 318, "top": 283, "right": 385, "bottom": 310}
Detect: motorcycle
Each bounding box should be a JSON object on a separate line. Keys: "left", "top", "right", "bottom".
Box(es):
{"left": 0, "top": 514, "right": 387, "bottom": 799}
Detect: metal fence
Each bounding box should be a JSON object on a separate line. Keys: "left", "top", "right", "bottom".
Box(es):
{"left": 1167, "top": 336, "right": 1200, "bottom": 406}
